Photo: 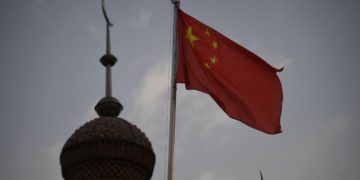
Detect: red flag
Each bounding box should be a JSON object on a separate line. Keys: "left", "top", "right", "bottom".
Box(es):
{"left": 176, "top": 9, "right": 283, "bottom": 134}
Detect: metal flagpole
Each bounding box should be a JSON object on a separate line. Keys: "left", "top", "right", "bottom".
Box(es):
{"left": 167, "top": 0, "right": 180, "bottom": 180}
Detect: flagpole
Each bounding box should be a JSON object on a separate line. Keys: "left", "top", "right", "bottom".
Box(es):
{"left": 168, "top": 0, "right": 180, "bottom": 180}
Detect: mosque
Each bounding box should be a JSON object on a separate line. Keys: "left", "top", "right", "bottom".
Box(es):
{"left": 59, "top": 1, "right": 156, "bottom": 179}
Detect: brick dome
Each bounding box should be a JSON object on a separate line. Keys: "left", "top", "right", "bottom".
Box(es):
{"left": 60, "top": 117, "right": 156, "bottom": 180}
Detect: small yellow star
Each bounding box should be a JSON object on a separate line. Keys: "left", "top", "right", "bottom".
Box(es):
{"left": 205, "top": 29, "right": 210, "bottom": 37}
{"left": 204, "top": 63, "right": 210, "bottom": 69}
{"left": 210, "top": 56, "right": 218, "bottom": 64}
{"left": 185, "top": 26, "right": 200, "bottom": 48}
{"left": 212, "top": 40, "right": 218, "bottom": 49}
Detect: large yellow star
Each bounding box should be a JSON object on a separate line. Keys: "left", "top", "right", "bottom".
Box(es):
{"left": 212, "top": 40, "right": 218, "bottom": 49}
{"left": 185, "top": 26, "right": 200, "bottom": 48}
{"left": 210, "top": 56, "right": 218, "bottom": 64}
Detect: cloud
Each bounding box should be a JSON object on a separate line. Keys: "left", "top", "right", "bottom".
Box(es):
{"left": 198, "top": 172, "right": 215, "bottom": 180}
{"left": 29, "top": 0, "right": 47, "bottom": 17}
{"left": 247, "top": 41, "right": 293, "bottom": 69}
{"left": 200, "top": 110, "right": 230, "bottom": 137}
{"left": 267, "top": 54, "right": 293, "bottom": 69}
{"left": 129, "top": 55, "right": 171, "bottom": 180}
{"left": 43, "top": 142, "right": 63, "bottom": 157}
{"left": 134, "top": 58, "right": 169, "bottom": 119}
{"left": 31, "top": 0, "right": 47, "bottom": 6}
{"left": 197, "top": 171, "right": 233, "bottom": 180}
{"left": 257, "top": 52, "right": 294, "bottom": 70}
{"left": 87, "top": 23, "right": 103, "bottom": 41}
{"left": 176, "top": 86, "right": 232, "bottom": 139}
{"left": 130, "top": 0, "right": 153, "bottom": 31}
{"left": 274, "top": 115, "right": 356, "bottom": 180}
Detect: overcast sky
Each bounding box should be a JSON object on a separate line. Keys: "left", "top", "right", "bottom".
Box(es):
{"left": 0, "top": 0, "right": 360, "bottom": 180}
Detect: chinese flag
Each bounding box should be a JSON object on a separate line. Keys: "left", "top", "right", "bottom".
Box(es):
{"left": 176, "top": 9, "right": 283, "bottom": 134}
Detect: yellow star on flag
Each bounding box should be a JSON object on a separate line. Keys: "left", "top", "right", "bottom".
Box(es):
{"left": 212, "top": 40, "right": 218, "bottom": 49}
{"left": 185, "top": 26, "right": 199, "bottom": 47}
{"left": 176, "top": 9, "right": 284, "bottom": 135}
{"left": 205, "top": 29, "right": 210, "bottom": 37}
{"left": 204, "top": 63, "right": 210, "bottom": 69}
{"left": 210, "top": 56, "right": 218, "bottom": 64}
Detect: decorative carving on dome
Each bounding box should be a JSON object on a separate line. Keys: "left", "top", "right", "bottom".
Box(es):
{"left": 60, "top": 117, "right": 156, "bottom": 180}
{"left": 63, "top": 117, "right": 152, "bottom": 149}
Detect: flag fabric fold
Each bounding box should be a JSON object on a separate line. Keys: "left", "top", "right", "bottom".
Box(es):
{"left": 175, "top": 9, "right": 283, "bottom": 134}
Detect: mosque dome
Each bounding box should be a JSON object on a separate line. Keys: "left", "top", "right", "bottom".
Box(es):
{"left": 60, "top": 117, "right": 156, "bottom": 180}
{"left": 60, "top": 1, "right": 156, "bottom": 179}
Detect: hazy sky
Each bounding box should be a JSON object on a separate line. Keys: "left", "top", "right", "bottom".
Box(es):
{"left": 0, "top": 0, "right": 359, "bottom": 180}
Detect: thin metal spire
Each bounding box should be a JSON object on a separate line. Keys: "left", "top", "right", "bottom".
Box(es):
{"left": 102, "top": 0, "right": 113, "bottom": 55}
{"left": 102, "top": 0, "right": 113, "bottom": 97}
{"left": 95, "top": 0, "right": 122, "bottom": 117}
{"left": 102, "top": 0, "right": 113, "bottom": 26}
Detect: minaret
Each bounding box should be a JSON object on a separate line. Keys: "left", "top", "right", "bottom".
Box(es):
{"left": 59, "top": 1, "right": 156, "bottom": 179}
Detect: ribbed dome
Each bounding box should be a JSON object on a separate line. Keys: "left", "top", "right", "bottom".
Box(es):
{"left": 60, "top": 117, "right": 156, "bottom": 180}
{"left": 63, "top": 117, "right": 152, "bottom": 149}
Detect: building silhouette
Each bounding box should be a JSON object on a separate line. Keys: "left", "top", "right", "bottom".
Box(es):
{"left": 59, "top": 2, "right": 156, "bottom": 179}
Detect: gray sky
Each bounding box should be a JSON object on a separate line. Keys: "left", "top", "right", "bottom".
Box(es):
{"left": 1, "top": 0, "right": 359, "bottom": 180}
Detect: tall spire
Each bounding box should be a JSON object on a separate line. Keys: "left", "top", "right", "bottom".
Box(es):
{"left": 102, "top": 0, "right": 113, "bottom": 55}
{"left": 95, "top": 0, "right": 122, "bottom": 117}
